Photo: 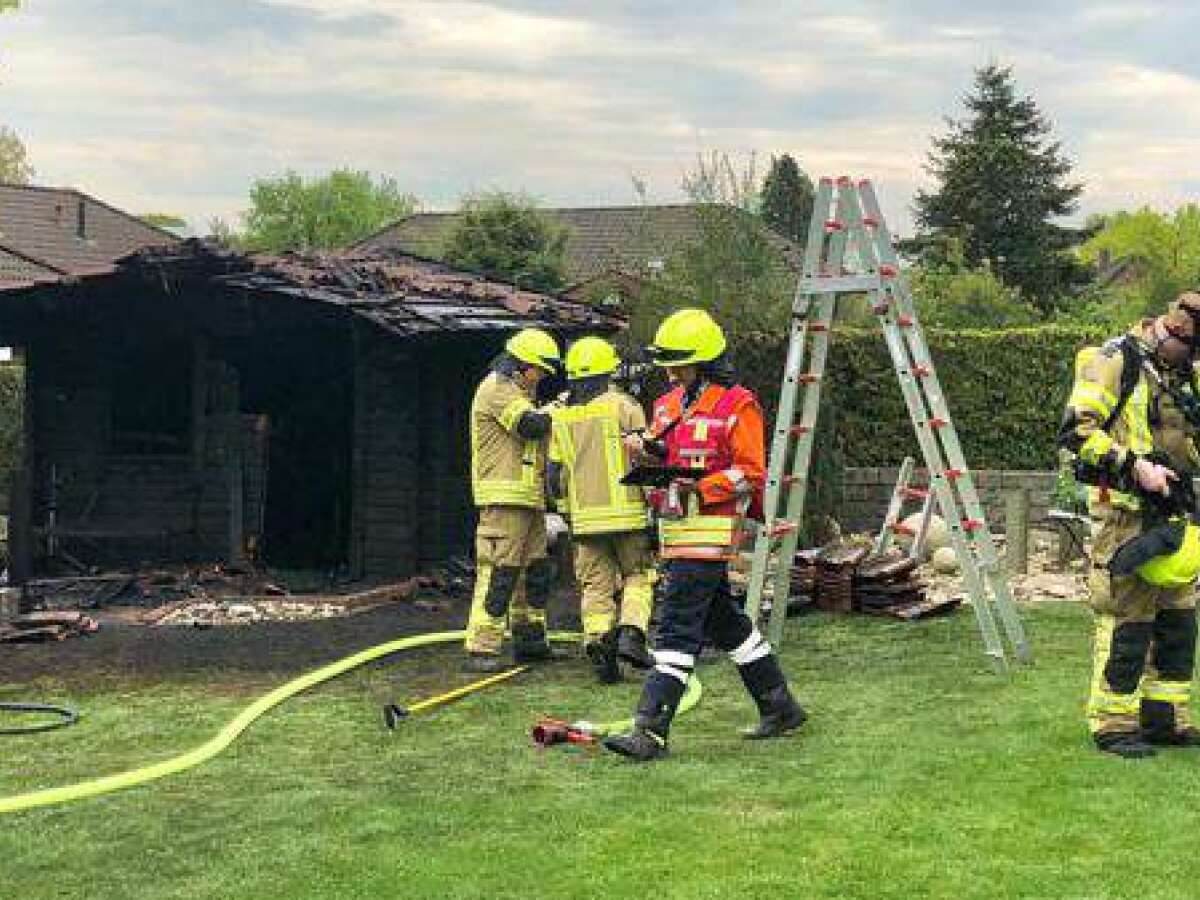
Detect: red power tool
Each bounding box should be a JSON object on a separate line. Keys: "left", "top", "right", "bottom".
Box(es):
{"left": 530, "top": 717, "right": 598, "bottom": 747}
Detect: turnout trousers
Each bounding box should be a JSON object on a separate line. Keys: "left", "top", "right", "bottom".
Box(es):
{"left": 634, "top": 558, "right": 792, "bottom": 732}
{"left": 1087, "top": 507, "right": 1197, "bottom": 741}
{"left": 465, "top": 506, "right": 552, "bottom": 655}
{"left": 573, "top": 531, "right": 655, "bottom": 643}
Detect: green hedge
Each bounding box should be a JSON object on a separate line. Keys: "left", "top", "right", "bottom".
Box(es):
{"left": 731, "top": 325, "right": 1109, "bottom": 469}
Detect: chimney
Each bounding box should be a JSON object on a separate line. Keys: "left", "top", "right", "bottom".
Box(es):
{"left": 76, "top": 198, "right": 86, "bottom": 240}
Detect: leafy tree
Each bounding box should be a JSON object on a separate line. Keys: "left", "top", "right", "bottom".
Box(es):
{"left": 0, "top": 126, "right": 33, "bottom": 185}
{"left": 442, "top": 191, "right": 568, "bottom": 292}
{"left": 633, "top": 152, "right": 793, "bottom": 343}
{"left": 241, "top": 169, "right": 418, "bottom": 252}
{"left": 1059, "top": 205, "right": 1200, "bottom": 325}
{"left": 138, "top": 213, "right": 187, "bottom": 232}
{"left": 908, "top": 263, "right": 1040, "bottom": 328}
{"left": 760, "top": 153, "right": 815, "bottom": 244}
{"left": 914, "top": 64, "right": 1085, "bottom": 312}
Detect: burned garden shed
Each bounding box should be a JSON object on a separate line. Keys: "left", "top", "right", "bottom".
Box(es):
{"left": 0, "top": 242, "right": 621, "bottom": 583}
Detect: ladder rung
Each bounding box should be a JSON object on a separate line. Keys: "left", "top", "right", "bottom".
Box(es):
{"left": 900, "top": 487, "right": 929, "bottom": 500}
{"left": 824, "top": 220, "right": 845, "bottom": 233}
{"left": 879, "top": 264, "right": 898, "bottom": 278}
{"left": 944, "top": 468, "right": 965, "bottom": 481}
{"left": 962, "top": 518, "right": 984, "bottom": 533}
{"left": 872, "top": 302, "right": 890, "bottom": 315}
{"left": 862, "top": 215, "right": 878, "bottom": 227}
{"left": 797, "top": 373, "right": 821, "bottom": 384}
{"left": 890, "top": 522, "right": 917, "bottom": 537}
{"left": 927, "top": 417, "right": 949, "bottom": 429}
{"left": 897, "top": 315, "right": 913, "bottom": 327}
{"left": 789, "top": 424, "right": 811, "bottom": 436}
{"left": 782, "top": 474, "right": 804, "bottom": 487}
{"left": 768, "top": 521, "right": 800, "bottom": 539}
{"left": 805, "top": 322, "right": 828, "bottom": 332}
{"left": 911, "top": 364, "right": 931, "bottom": 378}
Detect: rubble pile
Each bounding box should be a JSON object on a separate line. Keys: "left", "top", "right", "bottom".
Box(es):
{"left": 0, "top": 610, "right": 99, "bottom": 643}
{"left": 16, "top": 562, "right": 466, "bottom": 629}
{"left": 145, "top": 599, "right": 350, "bottom": 628}
{"left": 792, "top": 542, "right": 961, "bottom": 620}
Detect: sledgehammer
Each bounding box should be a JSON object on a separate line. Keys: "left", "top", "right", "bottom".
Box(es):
{"left": 383, "top": 665, "right": 530, "bottom": 730}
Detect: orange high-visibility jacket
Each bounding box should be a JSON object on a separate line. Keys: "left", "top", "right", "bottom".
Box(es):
{"left": 649, "top": 382, "right": 766, "bottom": 559}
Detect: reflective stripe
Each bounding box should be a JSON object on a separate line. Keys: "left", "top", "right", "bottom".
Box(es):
{"left": 655, "top": 664, "right": 690, "bottom": 684}
{"left": 1069, "top": 382, "right": 1117, "bottom": 417}
{"left": 1093, "top": 690, "right": 1139, "bottom": 716}
{"left": 729, "top": 629, "right": 771, "bottom": 666}
{"left": 1144, "top": 680, "right": 1191, "bottom": 705}
{"left": 498, "top": 397, "right": 534, "bottom": 432}
{"left": 660, "top": 515, "right": 740, "bottom": 545}
{"left": 1079, "top": 430, "right": 1115, "bottom": 463}
{"left": 654, "top": 649, "right": 695, "bottom": 668}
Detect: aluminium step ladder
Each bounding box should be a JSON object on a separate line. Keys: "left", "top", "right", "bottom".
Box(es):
{"left": 744, "top": 176, "right": 1031, "bottom": 671}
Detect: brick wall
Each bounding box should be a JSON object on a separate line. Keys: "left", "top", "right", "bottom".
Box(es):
{"left": 841, "top": 467, "right": 1058, "bottom": 534}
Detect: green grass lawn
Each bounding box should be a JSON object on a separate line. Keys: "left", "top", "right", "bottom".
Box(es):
{"left": 2, "top": 603, "right": 1198, "bottom": 899}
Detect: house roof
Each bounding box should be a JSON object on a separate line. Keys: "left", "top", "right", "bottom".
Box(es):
{"left": 0, "top": 183, "right": 179, "bottom": 286}
{"left": 0, "top": 240, "right": 623, "bottom": 337}
{"left": 354, "top": 204, "right": 802, "bottom": 285}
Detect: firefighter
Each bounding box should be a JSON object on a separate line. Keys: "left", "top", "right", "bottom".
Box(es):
{"left": 464, "top": 327, "right": 564, "bottom": 673}
{"left": 603, "top": 309, "right": 806, "bottom": 761}
{"left": 1059, "top": 293, "right": 1200, "bottom": 757}
{"left": 548, "top": 336, "right": 656, "bottom": 683}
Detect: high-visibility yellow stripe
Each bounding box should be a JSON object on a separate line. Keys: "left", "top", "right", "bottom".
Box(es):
{"left": 499, "top": 397, "right": 534, "bottom": 432}
{"left": 1079, "top": 430, "right": 1115, "bottom": 463}
{"left": 1144, "top": 680, "right": 1191, "bottom": 705}
{"left": 660, "top": 515, "right": 739, "bottom": 548}
{"left": 1069, "top": 383, "right": 1116, "bottom": 417}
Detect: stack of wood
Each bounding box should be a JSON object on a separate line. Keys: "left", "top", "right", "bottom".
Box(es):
{"left": 0, "top": 611, "right": 100, "bottom": 643}
{"left": 791, "top": 543, "right": 960, "bottom": 620}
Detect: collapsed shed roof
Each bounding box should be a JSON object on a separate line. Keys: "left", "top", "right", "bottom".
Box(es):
{"left": 0, "top": 239, "right": 624, "bottom": 338}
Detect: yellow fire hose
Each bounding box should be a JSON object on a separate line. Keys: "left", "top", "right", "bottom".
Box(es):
{"left": 0, "top": 629, "right": 702, "bottom": 816}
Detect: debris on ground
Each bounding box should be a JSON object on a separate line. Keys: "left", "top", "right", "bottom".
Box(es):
{"left": 0, "top": 610, "right": 100, "bottom": 643}
{"left": 922, "top": 529, "right": 1088, "bottom": 606}
{"left": 14, "top": 562, "right": 467, "bottom": 629}
{"left": 791, "top": 541, "right": 960, "bottom": 621}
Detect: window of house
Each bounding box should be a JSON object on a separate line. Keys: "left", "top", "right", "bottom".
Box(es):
{"left": 111, "top": 341, "right": 192, "bottom": 454}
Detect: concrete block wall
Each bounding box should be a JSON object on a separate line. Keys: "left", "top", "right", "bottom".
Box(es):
{"left": 840, "top": 467, "right": 1058, "bottom": 534}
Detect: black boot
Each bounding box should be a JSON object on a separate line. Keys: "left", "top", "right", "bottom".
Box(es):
{"left": 1141, "top": 699, "right": 1200, "bottom": 746}
{"left": 1095, "top": 730, "right": 1157, "bottom": 758}
{"left": 616, "top": 625, "right": 653, "bottom": 670}
{"left": 512, "top": 621, "right": 566, "bottom": 663}
{"left": 586, "top": 631, "right": 622, "bottom": 684}
{"left": 603, "top": 674, "right": 682, "bottom": 762}
{"left": 739, "top": 655, "right": 806, "bottom": 740}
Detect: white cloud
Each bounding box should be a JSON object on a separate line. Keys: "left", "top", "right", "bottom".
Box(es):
{"left": 2, "top": 0, "right": 1198, "bottom": 237}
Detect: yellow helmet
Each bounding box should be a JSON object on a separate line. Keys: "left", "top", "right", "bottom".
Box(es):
{"left": 648, "top": 308, "right": 727, "bottom": 366}
{"left": 505, "top": 328, "right": 561, "bottom": 373}
{"left": 565, "top": 336, "right": 620, "bottom": 380}
{"left": 1137, "top": 522, "right": 1200, "bottom": 587}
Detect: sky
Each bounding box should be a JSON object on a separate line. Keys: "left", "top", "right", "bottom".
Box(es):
{"left": 1, "top": 0, "right": 1198, "bottom": 235}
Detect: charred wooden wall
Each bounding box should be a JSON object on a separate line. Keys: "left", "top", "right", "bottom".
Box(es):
{"left": 350, "top": 328, "right": 499, "bottom": 578}
{"left": 24, "top": 326, "right": 268, "bottom": 571}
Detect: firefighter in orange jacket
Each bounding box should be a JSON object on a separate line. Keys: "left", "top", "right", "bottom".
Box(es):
{"left": 603, "top": 309, "right": 806, "bottom": 761}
